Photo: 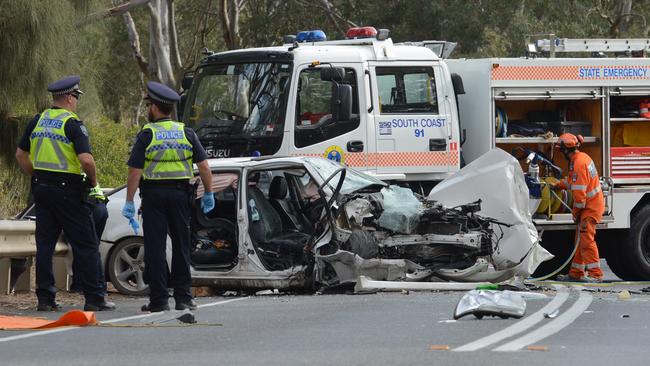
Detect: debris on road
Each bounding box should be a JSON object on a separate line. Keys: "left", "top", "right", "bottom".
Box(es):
{"left": 429, "top": 345, "right": 450, "bottom": 351}
{"left": 526, "top": 345, "right": 549, "bottom": 352}
{"left": 139, "top": 309, "right": 197, "bottom": 325}
{"left": 543, "top": 309, "right": 560, "bottom": 319}
{"left": 618, "top": 290, "right": 631, "bottom": 300}
{"left": 454, "top": 289, "right": 526, "bottom": 320}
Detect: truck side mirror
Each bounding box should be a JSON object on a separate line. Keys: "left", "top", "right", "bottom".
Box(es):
{"left": 332, "top": 84, "right": 352, "bottom": 122}
{"left": 321, "top": 67, "right": 345, "bottom": 82}
{"left": 451, "top": 73, "right": 465, "bottom": 95}
{"left": 178, "top": 94, "right": 187, "bottom": 121}
{"left": 181, "top": 72, "right": 194, "bottom": 91}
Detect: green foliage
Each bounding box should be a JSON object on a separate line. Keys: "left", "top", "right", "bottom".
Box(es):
{"left": 0, "top": 160, "right": 30, "bottom": 219}
{"left": 0, "top": 115, "right": 135, "bottom": 218}
{"left": 0, "top": 116, "right": 31, "bottom": 218}
{"left": 86, "top": 118, "right": 138, "bottom": 189}
{"left": 0, "top": 0, "right": 77, "bottom": 114}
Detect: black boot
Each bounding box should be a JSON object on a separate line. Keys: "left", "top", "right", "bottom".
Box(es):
{"left": 141, "top": 303, "right": 170, "bottom": 312}
{"left": 84, "top": 301, "right": 116, "bottom": 311}
{"left": 175, "top": 299, "right": 197, "bottom": 311}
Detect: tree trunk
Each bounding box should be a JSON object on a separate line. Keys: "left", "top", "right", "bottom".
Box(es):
{"left": 618, "top": 0, "right": 633, "bottom": 35}
{"left": 220, "top": 0, "right": 240, "bottom": 50}
{"left": 118, "top": 2, "right": 149, "bottom": 75}
{"left": 148, "top": 0, "right": 176, "bottom": 86}
{"left": 168, "top": 0, "right": 183, "bottom": 72}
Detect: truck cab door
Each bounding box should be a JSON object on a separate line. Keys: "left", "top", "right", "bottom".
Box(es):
{"left": 291, "top": 63, "right": 368, "bottom": 170}
{"left": 369, "top": 62, "right": 459, "bottom": 179}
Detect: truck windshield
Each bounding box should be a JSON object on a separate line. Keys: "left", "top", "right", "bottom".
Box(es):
{"left": 186, "top": 62, "right": 291, "bottom": 156}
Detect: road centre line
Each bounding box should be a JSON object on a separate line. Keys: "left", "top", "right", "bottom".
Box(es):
{"left": 493, "top": 288, "right": 592, "bottom": 352}
{"left": 0, "top": 297, "right": 248, "bottom": 343}
{"left": 454, "top": 285, "right": 569, "bottom": 352}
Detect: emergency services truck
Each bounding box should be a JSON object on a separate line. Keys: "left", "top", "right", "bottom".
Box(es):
{"left": 181, "top": 27, "right": 462, "bottom": 188}
{"left": 180, "top": 28, "right": 650, "bottom": 280}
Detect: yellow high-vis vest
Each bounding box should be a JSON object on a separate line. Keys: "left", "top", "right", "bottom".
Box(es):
{"left": 29, "top": 108, "right": 82, "bottom": 175}
{"left": 143, "top": 121, "right": 193, "bottom": 180}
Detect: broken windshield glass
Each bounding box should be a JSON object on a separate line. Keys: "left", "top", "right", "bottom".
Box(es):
{"left": 305, "top": 157, "right": 386, "bottom": 194}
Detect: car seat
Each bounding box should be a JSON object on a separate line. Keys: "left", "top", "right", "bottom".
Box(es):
{"left": 246, "top": 184, "right": 311, "bottom": 268}
{"left": 268, "top": 176, "right": 309, "bottom": 233}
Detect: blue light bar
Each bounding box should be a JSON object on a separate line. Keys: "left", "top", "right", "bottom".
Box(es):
{"left": 296, "top": 30, "right": 327, "bottom": 43}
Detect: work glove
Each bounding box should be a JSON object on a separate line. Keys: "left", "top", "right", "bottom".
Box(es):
{"left": 122, "top": 201, "right": 140, "bottom": 234}
{"left": 201, "top": 192, "right": 215, "bottom": 214}
{"left": 89, "top": 184, "right": 108, "bottom": 203}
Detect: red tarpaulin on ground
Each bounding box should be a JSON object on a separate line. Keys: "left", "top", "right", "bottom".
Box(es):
{"left": 0, "top": 310, "right": 97, "bottom": 330}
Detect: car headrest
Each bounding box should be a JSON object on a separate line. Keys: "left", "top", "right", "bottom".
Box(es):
{"left": 269, "top": 176, "right": 288, "bottom": 199}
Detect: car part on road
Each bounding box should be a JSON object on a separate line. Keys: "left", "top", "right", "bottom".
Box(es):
{"left": 543, "top": 309, "right": 559, "bottom": 318}
{"left": 454, "top": 290, "right": 527, "bottom": 320}
{"left": 353, "top": 275, "right": 490, "bottom": 293}
{"left": 107, "top": 238, "right": 149, "bottom": 296}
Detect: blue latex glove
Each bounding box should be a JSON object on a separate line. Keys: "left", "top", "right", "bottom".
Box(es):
{"left": 201, "top": 192, "right": 215, "bottom": 214}
{"left": 122, "top": 201, "right": 135, "bottom": 220}
{"left": 122, "top": 201, "right": 139, "bottom": 234}
{"left": 128, "top": 218, "right": 140, "bottom": 235}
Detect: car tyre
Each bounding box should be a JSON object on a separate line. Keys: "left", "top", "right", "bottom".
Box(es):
{"left": 108, "top": 238, "right": 150, "bottom": 296}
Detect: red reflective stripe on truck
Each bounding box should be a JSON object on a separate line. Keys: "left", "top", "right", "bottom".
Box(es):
{"left": 295, "top": 151, "right": 459, "bottom": 167}
{"left": 492, "top": 65, "right": 650, "bottom": 80}
{"left": 492, "top": 66, "right": 581, "bottom": 80}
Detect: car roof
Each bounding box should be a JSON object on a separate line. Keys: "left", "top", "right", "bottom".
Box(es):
{"left": 203, "top": 156, "right": 313, "bottom": 169}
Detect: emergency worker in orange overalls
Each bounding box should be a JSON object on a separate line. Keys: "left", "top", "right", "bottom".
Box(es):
{"left": 552, "top": 133, "right": 605, "bottom": 282}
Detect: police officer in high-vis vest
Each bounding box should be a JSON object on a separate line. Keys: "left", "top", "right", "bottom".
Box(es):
{"left": 123, "top": 82, "right": 214, "bottom": 312}
{"left": 15, "top": 76, "right": 115, "bottom": 311}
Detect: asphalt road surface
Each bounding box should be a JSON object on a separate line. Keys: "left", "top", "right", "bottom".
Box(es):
{"left": 1, "top": 264, "right": 649, "bottom": 366}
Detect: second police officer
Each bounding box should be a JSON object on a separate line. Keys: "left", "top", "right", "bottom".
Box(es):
{"left": 123, "top": 82, "right": 214, "bottom": 312}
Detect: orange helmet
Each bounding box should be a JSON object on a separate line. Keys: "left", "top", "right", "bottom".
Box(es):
{"left": 555, "top": 133, "right": 584, "bottom": 149}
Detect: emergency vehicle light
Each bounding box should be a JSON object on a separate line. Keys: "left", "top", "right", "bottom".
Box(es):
{"left": 346, "top": 26, "right": 378, "bottom": 39}
{"left": 296, "top": 30, "right": 327, "bottom": 43}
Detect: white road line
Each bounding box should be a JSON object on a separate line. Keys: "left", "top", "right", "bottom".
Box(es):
{"left": 493, "top": 288, "right": 592, "bottom": 352}
{"left": 0, "top": 297, "right": 248, "bottom": 343}
{"left": 454, "top": 285, "right": 569, "bottom": 352}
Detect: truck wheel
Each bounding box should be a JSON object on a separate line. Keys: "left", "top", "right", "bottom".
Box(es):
{"left": 624, "top": 206, "right": 650, "bottom": 280}
{"left": 531, "top": 230, "right": 574, "bottom": 278}
{"left": 605, "top": 251, "right": 638, "bottom": 281}
{"left": 108, "top": 238, "right": 150, "bottom": 296}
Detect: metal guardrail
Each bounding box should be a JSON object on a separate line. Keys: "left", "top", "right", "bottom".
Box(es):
{"left": 0, "top": 220, "right": 69, "bottom": 294}
{"left": 0, "top": 220, "right": 69, "bottom": 256}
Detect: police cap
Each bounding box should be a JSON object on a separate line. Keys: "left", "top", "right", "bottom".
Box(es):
{"left": 47, "top": 75, "right": 84, "bottom": 96}
{"left": 146, "top": 81, "right": 180, "bottom": 105}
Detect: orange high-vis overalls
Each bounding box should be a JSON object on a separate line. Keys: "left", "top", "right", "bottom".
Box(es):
{"left": 556, "top": 151, "right": 605, "bottom": 279}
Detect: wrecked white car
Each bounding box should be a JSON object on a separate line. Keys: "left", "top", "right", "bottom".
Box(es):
{"left": 95, "top": 150, "right": 550, "bottom": 295}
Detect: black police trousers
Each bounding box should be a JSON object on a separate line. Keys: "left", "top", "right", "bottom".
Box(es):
{"left": 141, "top": 186, "right": 193, "bottom": 307}
{"left": 71, "top": 201, "right": 108, "bottom": 295}
{"left": 32, "top": 180, "right": 104, "bottom": 305}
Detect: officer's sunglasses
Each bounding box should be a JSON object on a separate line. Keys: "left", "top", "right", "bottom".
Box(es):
{"left": 70, "top": 92, "right": 81, "bottom": 100}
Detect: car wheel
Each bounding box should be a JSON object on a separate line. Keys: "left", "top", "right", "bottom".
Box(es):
{"left": 108, "top": 238, "right": 149, "bottom": 296}
{"left": 622, "top": 206, "right": 650, "bottom": 280}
